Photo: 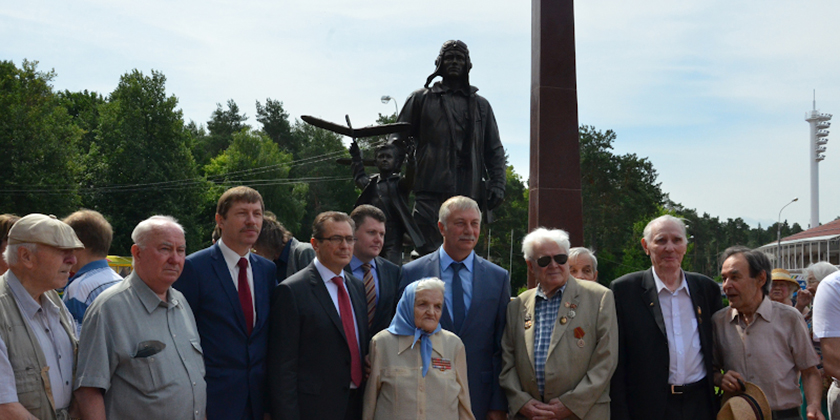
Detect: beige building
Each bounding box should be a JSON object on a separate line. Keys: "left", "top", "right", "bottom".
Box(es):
{"left": 758, "top": 218, "right": 840, "bottom": 275}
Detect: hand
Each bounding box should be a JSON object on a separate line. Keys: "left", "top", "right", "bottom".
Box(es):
{"left": 349, "top": 142, "right": 361, "bottom": 160}
{"left": 806, "top": 404, "right": 825, "bottom": 420}
{"left": 534, "top": 398, "right": 573, "bottom": 420}
{"left": 364, "top": 354, "right": 372, "bottom": 380}
{"left": 796, "top": 289, "right": 813, "bottom": 313}
{"left": 486, "top": 409, "right": 508, "bottom": 420}
{"left": 518, "top": 400, "right": 552, "bottom": 420}
{"left": 719, "top": 370, "right": 746, "bottom": 393}
{"left": 487, "top": 187, "right": 505, "bottom": 210}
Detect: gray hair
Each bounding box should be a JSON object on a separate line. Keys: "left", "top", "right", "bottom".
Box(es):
{"left": 3, "top": 243, "right": 38, "bottom": 266}
{"left": 131, "top": 215, "right": 185, "bottom": 249}
{"left": 804, "top": 262, "right": 839, "bottom": 284}
{"left": 643, "top": 215, "right": 687, "bottom": 243}
{"left": 521, "top": 228, "right": 571, "bottom": 260}
{"left": 438, "top": 195, "right": 481, "bottom": 225}
{"left": 569, "top": 247, "right": 598, "bottom": 272}
{"left": 415, "top": 277, "right": 446, "bottom": 295}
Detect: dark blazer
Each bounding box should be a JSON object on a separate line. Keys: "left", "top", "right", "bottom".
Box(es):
{"left": 609, "top": 268, "right": 723, "bottom": 420}
{"left": 269, "top": 262, "right": 369, "bottom": 420}
{"left": 398, "top": 249, "right": 510, "bottom": 420}
{"left": 174, "top": 243, "right": 276, "bottom": 420}
{"left": 344, "top": 256, "right": 402, "bottom": 340}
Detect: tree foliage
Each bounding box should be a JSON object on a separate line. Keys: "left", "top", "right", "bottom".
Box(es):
{"left": 0, "top": 60, "right": 82, "bottom": 216}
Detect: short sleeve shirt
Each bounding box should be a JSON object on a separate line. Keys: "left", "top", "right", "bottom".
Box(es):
{"left": 813, "top": 271, "right": 840, "bottom": 340}
{"left": 75, "top": 272, "right": 206, "bottom": 420}
{"left": 712, "top": 296, "right": 819, "bottom": 411}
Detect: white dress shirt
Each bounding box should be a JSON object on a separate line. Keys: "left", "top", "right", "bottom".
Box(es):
{"left": 653, "top": 268, "right": 705, "bottom": 385}
{"left": 217, "top": 238, "right": 256, "bottom": 326}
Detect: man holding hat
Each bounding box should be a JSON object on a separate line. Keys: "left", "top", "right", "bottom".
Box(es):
{"left": 714, "top": 246, "right": 823, "bottom": 420}
{"left": 0, "top": 213, "right": 85, "bottom": 420}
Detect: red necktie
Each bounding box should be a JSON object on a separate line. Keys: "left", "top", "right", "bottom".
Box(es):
{"left": 332, "top": 276, "right": 362, "bottom": 387}
{"left": 237, "top": 258, "right": 254, "bottom": 335}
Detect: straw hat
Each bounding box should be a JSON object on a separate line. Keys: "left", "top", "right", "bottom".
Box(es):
{"left": 717, "top": 382, "right": 772, "bottom": 420}
{"left": 771, "top": 268, "right": 798, "bottom": 286}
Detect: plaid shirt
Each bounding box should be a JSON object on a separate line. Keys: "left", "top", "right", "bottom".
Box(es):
{"left": 534, "top": 284, "right": 565, "bottom": 396}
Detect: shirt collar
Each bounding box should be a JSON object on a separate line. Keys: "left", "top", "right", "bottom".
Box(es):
{"left": 69, "top": 259, "right": 110, "bottom": 281}
{"left": 439, "top": 247, "right": 474, "bottom": 272}
{"left": 429, "top": 81, "right": 478, "bottom": 96}
{"left": 350, "top": 255, "right": 376, "bottom": 272}
{"left": 728, "top": 295, "right": 774, "bottom": 323}
{"left": 314, "top": 257, "right": 346, "bottom": 283}
{"left": 536, "top": 283, "right": 566, "bottom": 301}
{"left": 397, "top": 331, "right": 444, "bottom": 357}
{"left": 652, "top": 268, "right": 690, "bottom": 296}
{"left": 128, "top": 272, "right": 174, "bottom": 313}
{"left": 217, "top": 238, "right": 250, "bottom": 270}
{"left": 5, "top": 269, "right": 50, "bottom": 319}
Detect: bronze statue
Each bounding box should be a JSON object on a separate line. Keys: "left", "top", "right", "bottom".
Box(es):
{"left": 392, "top": 40, "right": 507, "bottom": 255}
{"left": 349, "top": 141, "right": 424, "bottom": 264}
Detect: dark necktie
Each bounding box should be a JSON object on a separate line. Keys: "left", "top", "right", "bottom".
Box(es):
{"left": 362, "top": 263, "right": 375, "bottom": 327}
{"left": 332, "top": 276, "right": 363, "bottom": 387}
{"left": 237, "top": 258, "right": 254, "bottom": 335}
{"left": 451, "top": 262, "right": 465, "bottom": 332}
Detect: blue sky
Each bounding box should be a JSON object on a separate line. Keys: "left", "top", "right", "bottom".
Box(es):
{"left": 3, "top": 0, "right": 839, "bottom": 230}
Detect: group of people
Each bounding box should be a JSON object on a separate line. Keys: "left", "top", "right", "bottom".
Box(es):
{"left": 0, "top": 187, "right": 838, "bottom": 420}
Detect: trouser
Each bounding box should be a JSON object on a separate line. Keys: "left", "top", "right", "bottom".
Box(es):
{"left": 664, "top": 379, "right": 715, "bottom": 420}
{"left": 772, "top": 407, "right": 802, "bottom": 420}
{"left": 829, "top": 380, "right": 840, "bottom": 420}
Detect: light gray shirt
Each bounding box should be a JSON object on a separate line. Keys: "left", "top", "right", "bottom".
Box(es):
{"left": 0, "top": 270, "right": 74, "bottom": 408}
{"left": 75, "top": 272, "right": 206, "bottom": 420}
{"left": 652, "top": 268, "right": 705, "bottom": 385}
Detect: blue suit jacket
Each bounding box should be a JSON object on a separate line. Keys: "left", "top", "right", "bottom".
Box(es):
{"left": 174, "top": 243, "right": 276, "bottom": 420}
{"left": 398, "top": 250, "right": 510, "bottom": 419}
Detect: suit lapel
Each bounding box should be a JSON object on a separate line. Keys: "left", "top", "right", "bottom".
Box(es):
{"left": 373, "top": 257, "right": 392, "bottom": 327}
{"left": 642, "top": 268, "right": 667, "bottom": 338}
{"left": 547, "top": 277, "right": 577, "bottom": 357}
{"left": 250, "top": 254, "right": 268, "bottom": 333}
{"left": 522, "top": 292, "right": 537, "bottom": 370}
{"left": 685, "top": 274, "right": 710, "bottom": 350}
{"left": 458, "top": 256, "right": 485, "bottom": 334}
{"left": 211, "top": 244, "right": 248, "bottom": 333}
{"left": 308, "top": 268, "right": 345, "bottom": 339}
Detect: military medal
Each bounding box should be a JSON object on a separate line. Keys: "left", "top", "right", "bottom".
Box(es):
{"left": 524, "top": 313, "right": 532, "bottom": 329}
{"left": 560, "top": 316, "right": 567, "bottom": 325}
{"left": 431, "top": 358, "right": 452, "bottom": 371}
{"left": 565, "top": 302, "right": 571, "bottom": 308}
{"left": 574, "top": 327, "right": 585, "bottom": 348}
{"left": 569, "top": 303, "right": 577, "bottom": 319}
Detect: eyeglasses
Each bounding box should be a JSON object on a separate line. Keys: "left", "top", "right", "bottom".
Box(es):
{"left": 535, "top": 254, "right": 568, "bottom": 268}
{"left": 316, "top": 236, "right": 357, "bottom": 245}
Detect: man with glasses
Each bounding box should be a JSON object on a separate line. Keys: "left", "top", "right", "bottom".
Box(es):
{"left": 269, "top": 211, "right": 368, "bottom": 420}
{"left": 500, "top": 228, "right": 618, "bottom": 419}
{"left": 398, "top": 195, "right": 510, "bottom": 420}
{"left": 609, "top": 215, "right": 723, "bottom": 420}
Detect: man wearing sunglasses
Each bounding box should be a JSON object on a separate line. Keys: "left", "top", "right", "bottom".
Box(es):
{"left": 398, "top": 195, "right": 511, "bottom": 420}
{"left": 609, "top": 215, "right": 723, "bottom": 420}
{"left": 500, "top": 228, "right": 618, "bottom": 419}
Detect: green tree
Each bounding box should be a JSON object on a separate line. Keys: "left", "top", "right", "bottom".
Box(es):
{"left": 193, "top": 99, "right": 249, "bottom": 167}
{"left": 57, "top": 89, "right": 105, "bottom": 156}
{"left": 0, "top": 59, "right": 82, "bottom": 216}
{"left": 256, "top": 98, "right": 294, "bottom": 154}
{"left": 204, "top": 129, "right": 307, "bottom": 233}
{"left": 85, "top": 69, "right": 208, "bottom": 253}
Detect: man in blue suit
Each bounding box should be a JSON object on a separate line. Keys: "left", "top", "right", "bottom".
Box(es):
{"left": 174, "top": 186, "right": 276, "bottom": 420}
{"left": 398, "top": 195, "right": 510, "bottom": 420}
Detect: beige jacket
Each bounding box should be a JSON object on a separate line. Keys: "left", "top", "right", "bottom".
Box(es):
{"left": 500, "top": 276, "right": 618, "bottom": 420}
{"left": 363, "top": 329, "right": 475, "bottom": 420}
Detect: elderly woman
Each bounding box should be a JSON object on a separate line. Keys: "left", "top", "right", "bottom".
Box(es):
{"left": 500, "top": 228, "right": 617, "bottom": 420}
{"left": 797, "top": 262, "right": 840, "bottom": 318}
{"left": 363, "top": 278, "right": 474, "bottom": 420}
{"left": 770, "top": 268, "right": 800, "bottom": 307}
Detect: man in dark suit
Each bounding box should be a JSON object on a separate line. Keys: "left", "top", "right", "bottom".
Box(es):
{"left": 345, "top": 205, "right": 401, "bottom": 338}
{"left": 610, "top": 215, "right": 723, "bottom": 420}
{"left": 269, "top": 211, "right": 368, "bottom": 420}
{"left": 174, "top": 186, "right": 276, "bottom": 420}
{"left": 397, "top": 195, "right": 510, "bottom": 420}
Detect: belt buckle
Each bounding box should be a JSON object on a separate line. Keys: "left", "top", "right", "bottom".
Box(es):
{"left": 671, "top": 384, "right": 683, "bottom": 395}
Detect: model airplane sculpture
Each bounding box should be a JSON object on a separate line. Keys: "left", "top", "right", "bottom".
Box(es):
{"left": 300, "top": 114, "right": 410, "bottom": 166}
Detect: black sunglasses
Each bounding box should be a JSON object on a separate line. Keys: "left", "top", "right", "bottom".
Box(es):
{"left": 536, "top": 254, "right": 568, "bottom": 267}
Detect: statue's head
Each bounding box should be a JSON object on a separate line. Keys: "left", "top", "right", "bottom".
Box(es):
{"left": 375, "top": 142, "right": 403, "bottom": 175}
{"left": 425, "top": 40, "right": 472, "bottom": 88}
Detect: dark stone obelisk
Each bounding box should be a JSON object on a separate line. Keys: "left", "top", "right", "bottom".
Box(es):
{"left": 529, "top": 0, "right": 583, "bottom": 287}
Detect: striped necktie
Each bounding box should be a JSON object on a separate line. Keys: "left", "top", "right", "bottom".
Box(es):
{"left": 362, "top": 263, "right": 375, "bottom": 327}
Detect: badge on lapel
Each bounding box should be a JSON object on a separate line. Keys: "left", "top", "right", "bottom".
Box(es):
{"left": 574, "top": 327, "right": 585, "bottom": 348}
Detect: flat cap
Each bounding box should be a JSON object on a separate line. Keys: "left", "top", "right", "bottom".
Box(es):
{"left": 7, "top": 213, "right": 84, "bottom": 249}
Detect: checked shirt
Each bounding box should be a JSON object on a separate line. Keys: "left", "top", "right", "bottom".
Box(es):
{"left": 534, "top": 284, "right": 565, "bottom": 396}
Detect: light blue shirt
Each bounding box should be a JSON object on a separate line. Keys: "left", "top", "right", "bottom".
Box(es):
{"left": 439, "top": 248, "right": 475, "bottom": 320}
{"left": 349, "top": 255, "right": 379, "bottom": 304}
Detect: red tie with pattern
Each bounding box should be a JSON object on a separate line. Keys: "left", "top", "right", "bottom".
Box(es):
{"left": 237, "top": 258, "right": 254, "bottom": 335}
{"left": 332, "top": 276, "right": 362, "bottom": 387}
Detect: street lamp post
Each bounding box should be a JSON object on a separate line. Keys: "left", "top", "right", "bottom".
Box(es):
{"left": 776, "top": 197, "right": 799, "bottom": 268}
{"left": 380, "top": 95, "right": 399, "bottom": 116}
